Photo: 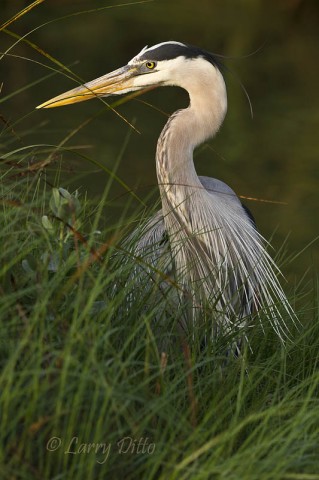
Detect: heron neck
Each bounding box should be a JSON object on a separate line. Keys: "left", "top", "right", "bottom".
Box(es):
{"left": 156, "top": 78, "right": 227, "bottom": 208}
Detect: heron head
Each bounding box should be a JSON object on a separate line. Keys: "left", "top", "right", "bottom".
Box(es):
{"left": 37, "top": 41, "right": 223, "bottom": 109}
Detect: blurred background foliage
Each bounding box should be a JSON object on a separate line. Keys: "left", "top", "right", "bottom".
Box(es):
{"left": 1, "top": 0, "right": 318, "bottom": 279}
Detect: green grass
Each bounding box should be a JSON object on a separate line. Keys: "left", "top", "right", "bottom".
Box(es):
{"left": 1, "top": 4, "right": 319, "bottom": 478}
{"left": 0, "top": 156, "right": 318, "bottom": 480}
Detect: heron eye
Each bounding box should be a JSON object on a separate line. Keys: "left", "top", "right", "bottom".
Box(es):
{"left": 145, "top": 61, "right": 156, "bottom": 70}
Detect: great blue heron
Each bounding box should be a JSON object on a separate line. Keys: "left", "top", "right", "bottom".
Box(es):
{"left": 37, "top": 41, "right": 295, "bottom": 341}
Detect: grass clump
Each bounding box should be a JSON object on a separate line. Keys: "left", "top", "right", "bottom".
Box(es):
{"left": 0, "top": 162, "right": 318, "bottom": 480}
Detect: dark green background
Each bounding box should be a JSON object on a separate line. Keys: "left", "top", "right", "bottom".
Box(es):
{"left": 1, "top": 0, "right": 318, "bottom": 279}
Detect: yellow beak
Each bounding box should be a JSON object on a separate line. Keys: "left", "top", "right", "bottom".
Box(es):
{"left": 36, "top": 65, "right": 137, "bottom": 109}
